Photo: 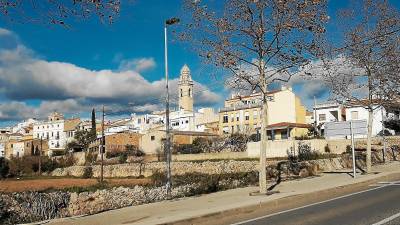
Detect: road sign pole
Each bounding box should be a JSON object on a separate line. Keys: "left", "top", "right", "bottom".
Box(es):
{"left": 350, "top": 121, "right": 356, "bottom": 178}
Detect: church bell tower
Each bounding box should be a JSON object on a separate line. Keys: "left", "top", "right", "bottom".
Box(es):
{"left": 178, "top": 64, "right": 194, "bottom": 112}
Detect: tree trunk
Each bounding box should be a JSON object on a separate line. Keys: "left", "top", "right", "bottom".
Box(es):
{"left": 366, "top": 108, "right": 373, "bottom": 173}
{"left": 259, "top": 91, "right": 268, "bottom": 194}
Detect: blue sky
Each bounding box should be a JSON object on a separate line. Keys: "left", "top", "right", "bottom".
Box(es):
{"left": 0, "top": 0, "right": 399, "bottom": 126}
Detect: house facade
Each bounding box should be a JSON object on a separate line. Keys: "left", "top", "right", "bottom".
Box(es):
{"left": 219, "top": 86, "right": 309, "bottom": 140}
{"left": 32, "top": 112, "right": 66, "bottom": 155}
{"left": 314, "top": 101, "right": 400, "bottom": 137}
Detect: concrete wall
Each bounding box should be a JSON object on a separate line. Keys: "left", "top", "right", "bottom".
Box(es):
{"left": 247, "top": 139, "right": 345, "bottom": 158}
{"left": 247, "top": 136, "right": 400, "bottom": 158}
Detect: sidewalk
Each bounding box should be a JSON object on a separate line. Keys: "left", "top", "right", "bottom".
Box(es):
{"left": 45, "top": 162, "right": 400, "bottom": 225}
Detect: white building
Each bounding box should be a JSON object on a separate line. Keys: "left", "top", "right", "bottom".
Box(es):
{"left": 346, "top": 105, "right": 399, "bottom": 136}
{"left": 33, "top": 112, "right": 66, "bottom": 154}
{"left": 0, "top": 143, "right": 5, "bottom": 158}
{"left": 11, "top": 118, "right": 37, "bottom": 134}
{"left": 314, "top": 101, "right": 399, "bottom": 137}
{"left": 314, "top": 102, "right": 346, "bottom": 136}
{"left": 12, "top": 142, "right": 25, "bottom": 157}
{"left": 131, "top": 113, "right": 164, "bottom": 133}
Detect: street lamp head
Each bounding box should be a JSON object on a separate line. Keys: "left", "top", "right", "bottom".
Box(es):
{"left": 166, "top": 17, "right": 180, "bottom": 25}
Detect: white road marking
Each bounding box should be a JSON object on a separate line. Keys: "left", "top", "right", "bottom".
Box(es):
{"left": 371, "top": 212, "right": 400, "bottom": 225}
{"left": 232, "top": 180, "right": 400, "bottom": 225}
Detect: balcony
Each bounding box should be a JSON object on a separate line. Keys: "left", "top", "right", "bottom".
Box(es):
{"left": 220, "top": 103, "right": 262, "bottom": 113}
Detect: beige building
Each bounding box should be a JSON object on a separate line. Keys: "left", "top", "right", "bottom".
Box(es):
{"left": 139, "top": 125, "right": 218, "bottom": 155}
{"left": 5, "top": 136, "right": 49, "bottom": 158}
{"left": 219, "top": 86, "right": 309, "bottom": 139}
{"left": 89, "top": 132, "right": 142, "bottom": 153}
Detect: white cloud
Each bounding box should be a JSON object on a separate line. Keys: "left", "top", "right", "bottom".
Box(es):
{"left": 0, "top": 29, "right": 221, "bottom": 121}
{"left": 0, "top": 28, "right": 12, "bottom": 36}
{"left": 118, "top": 57, "right": 156, "bottom": 72}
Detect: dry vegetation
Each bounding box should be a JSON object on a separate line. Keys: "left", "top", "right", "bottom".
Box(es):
{"left": 0, "top": 177, "right": 151, "bottom": 193}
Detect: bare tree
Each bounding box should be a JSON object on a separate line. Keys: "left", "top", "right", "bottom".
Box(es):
{"left": 180, "top": 0, "right": 328, "bottom": 194}
{"left": 315, "top": 0, "right": 400, "bottom": 173}
{"left": 0, "top": 0, "right": 121, "bottom": 25}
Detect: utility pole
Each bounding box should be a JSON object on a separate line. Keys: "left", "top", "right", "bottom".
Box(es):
{"left": 39, "top": 137, "right": 42, "bottom": 176}
{"left": 164, "top": 17, "right": 179, "bottom": 198}
{"left": 101, "top": 105, "right": 105, "bottom": 183}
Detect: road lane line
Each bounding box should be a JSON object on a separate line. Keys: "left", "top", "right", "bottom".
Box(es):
{"left": 371, "top": 212, "right": 400, "bottom": 225}
{"left": 232, "top": 182, "right": 399, "bottom": 225}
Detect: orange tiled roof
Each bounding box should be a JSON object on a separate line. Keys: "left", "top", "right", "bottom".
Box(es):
{"left": 267, "top": 122, "right": 311, "bottom": 130}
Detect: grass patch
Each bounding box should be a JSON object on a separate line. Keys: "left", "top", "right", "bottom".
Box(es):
{"left": 41, "top": 181, "right": 109, "bottom": 193}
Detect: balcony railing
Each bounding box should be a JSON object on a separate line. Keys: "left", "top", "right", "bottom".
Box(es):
{"left": 220, "top": 103, "right": 262, "bottom": 112}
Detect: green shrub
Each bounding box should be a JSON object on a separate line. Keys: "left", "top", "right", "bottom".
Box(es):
{"left": 324, "top": 144, "right": 331, "bottom": 153}
{"left": 82, "top": 166, "right": 93, "bottom": 179}
{"left": 125, "top": 145, "right": 145, "bottom": 157}
{"left": 57, "top": 154, "right": 76, "bottom": 168}
{"left": 226, "top": 133, "right": 249, "bottom": 152}
{"left": 345, "top": 145, "right": 352, "bottom": 154}
{"left": 297, "top": 142, "right": 321, "bottom": 161}
{"left": 85, "top": 152, "right": 98, "bottom": 165}
{"left": 150, "top": 171, "right": 259, "bottom": 195}
{"left": 0, "top": 157, "right": 9, "bottom": 178}
{"left": 176, "top": 144, "right": 202, "bottom": 154}
{"left": 118, "top": 153, "right": 128, "bottom": 164}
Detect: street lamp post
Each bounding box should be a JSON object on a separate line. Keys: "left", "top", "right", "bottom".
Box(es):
{"left": 164, "top": 17, "right": 179, "bottom": 198}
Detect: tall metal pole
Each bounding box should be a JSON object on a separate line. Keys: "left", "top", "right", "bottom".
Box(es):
{"left": 164, "top": 24, "right": 172, "bottom": 198}
{"left": 101, "top": 105, "right": 105, "bottom": 183}
{"left": 350, "top": 121, "right": 356, "bottom": 178}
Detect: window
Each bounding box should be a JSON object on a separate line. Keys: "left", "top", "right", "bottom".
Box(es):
{"left": 223, "top": 126, "right": 229, "bottom": 134}
{"left": 236, "top": 113, "right": 240, "bottom": 121}
{"left": 151, "top": 136, "right": 155, "bottom": 141}
{"left": 189, "top": 88, "right": 191, "bottom": 97}
{"left": 180, "top": 89, "right": 183, "bottom": 97}
{"left": 281, "top": 129, "right": 288, "bottom": 139}
{"left": 223, "top": 115, "right": 228, "bottom": 123}
{"left": 319, "top": 114, "right": 326, "bottom": 121}
{"left": 186, "top": 120, "right": 189, "bottom": 124}
{"left": 253, "top": 111, "right": 258, "bottom": 119}
{"left": 138, "top": 118, "right": 141, "bottom": 124}
{"left": 245, "top": 112, "right": 250, "bottom": 121}
{"left": 351, "top": 111, "right": 359, "bottom": 120}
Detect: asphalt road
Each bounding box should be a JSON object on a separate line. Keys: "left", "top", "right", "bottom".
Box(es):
{"left": 234, "top": 181, "right": 400, "bottom": 225}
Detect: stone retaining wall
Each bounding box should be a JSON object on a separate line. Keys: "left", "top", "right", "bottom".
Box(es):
{"left": 51, "top": 160, "right": 259, "bottom": 178}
